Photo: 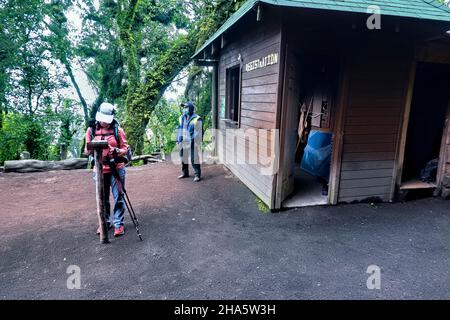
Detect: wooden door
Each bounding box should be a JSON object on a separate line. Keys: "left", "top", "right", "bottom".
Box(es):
{"left": 275, "top": 45, "right": 301, "bottom": 207}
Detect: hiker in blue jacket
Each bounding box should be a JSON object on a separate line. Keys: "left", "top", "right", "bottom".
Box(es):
{"left": 177, "top": 101, "right": 202, "bottom": 182}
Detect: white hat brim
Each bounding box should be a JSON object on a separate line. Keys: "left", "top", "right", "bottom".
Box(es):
{"left": 96, "top": 112, "right": 114, "bottom": 124}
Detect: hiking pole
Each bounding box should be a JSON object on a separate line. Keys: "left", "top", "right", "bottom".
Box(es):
{"left": 121, "top": 186, "right": 140, "bottom": 226}
{"left": 123, "top": 193, "right": 143, "bottom": 241}
{"left": 108, "top": 159, "right": 143, "bottom": 241}
{"left": 87, "top": 141, "right": 110, "bottom": 244}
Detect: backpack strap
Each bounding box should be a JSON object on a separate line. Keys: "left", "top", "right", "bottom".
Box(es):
{"left": 89, "top": 121, "right": 97, "bottom": 141}
{"left": 113, "top": 121, "right": 120, "bottom": 147}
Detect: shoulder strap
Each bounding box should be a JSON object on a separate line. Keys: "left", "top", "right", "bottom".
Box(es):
{"left": 190, "top": 115, "right": 201, "bottom": 125}
{"left": 113, "top": 122, "right": 120, "bottom": 146}
{"left": 90, "top": 121, "right": 96, "bottom": 141}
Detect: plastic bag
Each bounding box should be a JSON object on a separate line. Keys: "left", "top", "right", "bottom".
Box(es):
{"left": 300, "top": 130, "right": 332, "bottom": 182}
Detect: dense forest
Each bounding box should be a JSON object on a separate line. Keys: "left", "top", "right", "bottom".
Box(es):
{"left": 0, "top": 0, "right": 246, "bottom": 164}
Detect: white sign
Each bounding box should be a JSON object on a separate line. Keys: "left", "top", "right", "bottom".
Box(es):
{"left": 245, "top": 53, "right": 278, "bottom": 72}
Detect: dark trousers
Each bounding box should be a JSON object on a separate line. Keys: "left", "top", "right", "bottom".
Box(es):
{"left": 180, "top": 143, "right": 201, "bottom": 177}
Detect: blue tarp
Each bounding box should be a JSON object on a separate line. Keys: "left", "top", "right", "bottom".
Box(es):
{"left": 301, "top": 130, "right": 332, "bottom": 182}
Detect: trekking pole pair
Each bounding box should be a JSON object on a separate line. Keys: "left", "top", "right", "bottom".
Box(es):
{"left": 107, "top": 158, "right": 143, "bottom": 241}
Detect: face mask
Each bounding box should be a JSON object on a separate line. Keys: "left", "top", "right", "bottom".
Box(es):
{"left": 183, "top": 108, "right": 189, "bottom": 116}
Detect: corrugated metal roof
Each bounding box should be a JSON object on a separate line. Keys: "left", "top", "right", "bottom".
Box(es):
{"left": 193, "top": 0, "right": 450, "bottom": 59}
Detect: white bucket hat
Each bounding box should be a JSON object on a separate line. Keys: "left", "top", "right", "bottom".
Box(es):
{"left": 96, "top": 102, "right": 115, "bottom": 124}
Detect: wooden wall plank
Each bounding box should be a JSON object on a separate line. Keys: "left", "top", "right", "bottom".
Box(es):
{"left": 241, "top": 101, "right": 277, "bottom": 113}
{"left": 345, "top": 125, "right": 399, "bottom": 135}
{"left": 339, "top": 186, "right": 392, "bottom": 198}
{"left": 341, "top": 169, "right": 394, "bottom": 180}
{"left": 241, "top": 73, "right": 279, "bottom": 87}
{"left": 240, "top": 109, "right": 276, "bottom": 123}
{"left": 343, "top": 142, "right": 397, "bottom": 153}
{"left": 340, "top": 177, "right": 393, "bottom": 189}
{"left": 341, "top": 160, "right": 394, "bottom": 171}
{"left": 342, "top": 152, "right": 396, "bottom": 162}
{"left": 345, "top": 116, "right": 400, "bottom": 126}
{"left": 242, "top": 84, "right": 278, "bottom": 95}
{"left": 347, "top": 107, "right": 402, "bottom": 117}
{"left": 348, "top": 98, "right": 403, "bottom": 109}
{"left": 240, "top": 93, "right": 278, "bottom": 104}
{"left": 339, "top": 194, "right": 390, "bottom": 203}
{"left": 344, "top": 134, "right": 397, "bottom": 144}
{"left": 240, "top": 116, "right": 276, "bottom": 129}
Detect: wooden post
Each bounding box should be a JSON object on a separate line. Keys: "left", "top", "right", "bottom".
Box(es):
{"left": 212, "top": 62, "right": 219, "bottom": 156}
{"left": 87, "top": 141, "right": 110, "bottom": 244}
{"left": 392, "top": 60, "right": 417, "bottom": 200}
{"left": 60, "top": 143, "right": 67, "bottom": 160}
{"left": 328, "top": 59, "right": 349, "bottom": 205}
{"left": 435, "top": 98, "right": 450, "bottom": 196}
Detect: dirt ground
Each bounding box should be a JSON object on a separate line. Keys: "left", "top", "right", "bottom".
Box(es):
{"left": 0, "top": 162, "right": 450, "bottom": 299}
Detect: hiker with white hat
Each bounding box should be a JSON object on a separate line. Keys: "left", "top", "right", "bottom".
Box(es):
{"left": 84, "top": 102, "right": 130, "bottom": 237}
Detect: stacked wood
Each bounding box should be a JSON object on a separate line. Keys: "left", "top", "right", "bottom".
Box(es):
{"left": 3, "top": 159, "right": 88, "bottom": 173}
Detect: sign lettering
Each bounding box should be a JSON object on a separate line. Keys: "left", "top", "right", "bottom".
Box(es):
{"left": 245, "top": 53, "right": 278, "bottom": 72}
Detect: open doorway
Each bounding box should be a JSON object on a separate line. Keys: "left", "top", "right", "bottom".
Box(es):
{"left": 283, "top": 55, "right": 339, "bottom": 208}
{"left": 400, "top": 62, "right": 450, "bottom": 199}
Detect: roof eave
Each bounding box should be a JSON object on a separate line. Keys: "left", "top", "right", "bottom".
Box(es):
{"left": 192, "top": 0, "right": 450, "bottom": 60}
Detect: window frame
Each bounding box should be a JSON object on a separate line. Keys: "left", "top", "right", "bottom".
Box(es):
{"left": 225, "top": 64, "right": 242, "bottom": 127}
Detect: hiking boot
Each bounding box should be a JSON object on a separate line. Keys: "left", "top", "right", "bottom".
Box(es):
{"left": 193, "top": 176, "right": 201, "bottom": 182}
{"left": 178, "top": 174, "right": 189, "bottom": 179}
{"left": 96, "top": 224, "right": 112, "bottom": 235}
{"left": 114, "top": 226, "right": 125, "bottom": 237}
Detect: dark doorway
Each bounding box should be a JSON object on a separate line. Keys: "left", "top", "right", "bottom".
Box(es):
{"left": 226, "top": 66, "right": 241, "bottom": 122}
{"left": 283, "top": 54, "right": 339, "bottom": 208}
{"left": 401, "top": 62, "right": 450, "bottom": 192}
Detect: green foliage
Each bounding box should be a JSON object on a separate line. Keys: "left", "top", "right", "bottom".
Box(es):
{"left": 23, "top": 117, "right": 52, "bottom": 160}
{"left": 0, "top": 113, "right": 52, "bottom": 164}
{"left": 145, "top": 99, "right": 180, "bottom": 154}
{"left": 255, "top": 197, "right": 270, "bottom": 214}
{"left": 185, "top": 67, "right": 212, "bottom": 130}
{"left": 0, "top": 113, "right": 28, "bottom": 164}
{"left": 57, "top": 99, "right": 83, "bottom": 157}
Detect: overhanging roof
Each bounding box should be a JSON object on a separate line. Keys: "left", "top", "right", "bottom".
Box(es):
{"left": 193, "top": 0, "right": 450, "bottom": 59}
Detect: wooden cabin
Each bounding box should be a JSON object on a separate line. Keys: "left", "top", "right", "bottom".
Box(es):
{"left": 192, "top": 0, "right": 450, "bottom": 210}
